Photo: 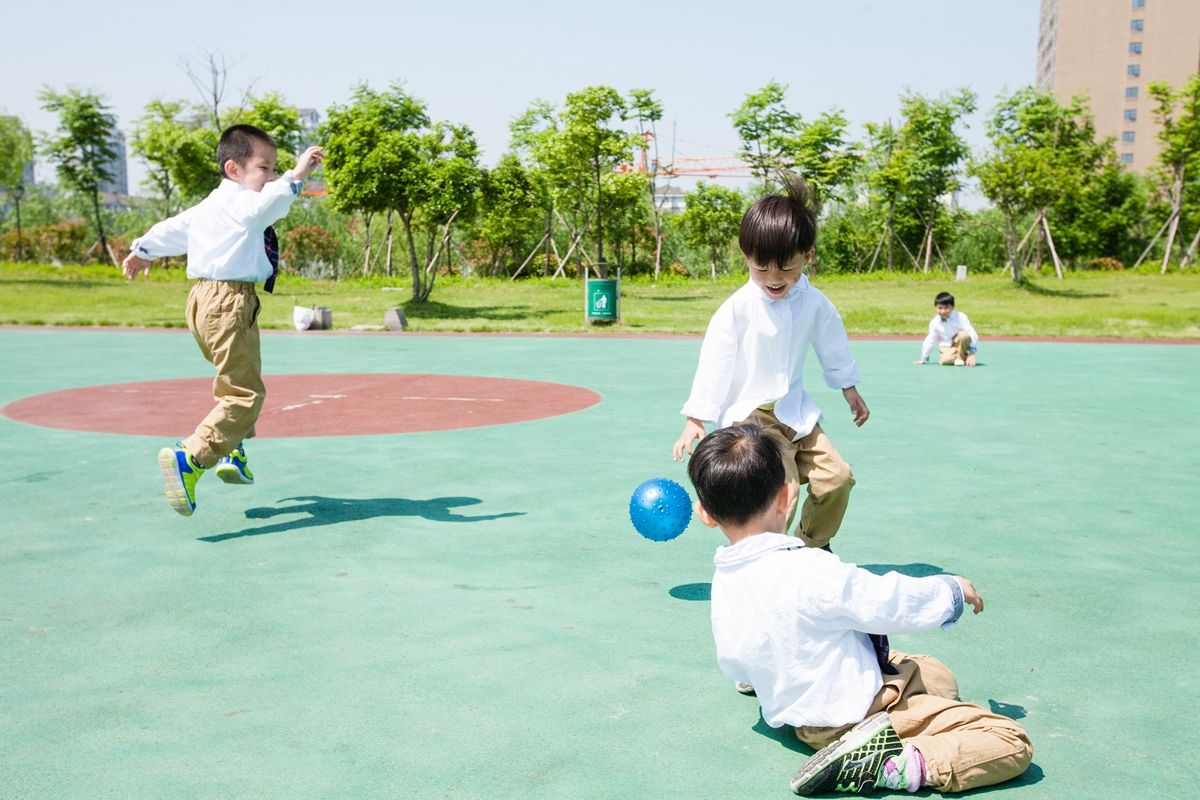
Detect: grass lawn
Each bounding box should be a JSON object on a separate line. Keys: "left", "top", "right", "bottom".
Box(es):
{"left": 2, "top": 261, "right": 1199, "bottom": 338}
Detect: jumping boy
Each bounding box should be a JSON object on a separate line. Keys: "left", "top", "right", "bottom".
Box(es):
{"left": 673, "top": 175, "right": 867, "bottom": 550}
{"left": 122, "top": 124, "right": 324, "bottom": 516}
{"left": 914, "top": 292, "right": 979, "bottom": 367}
{"left": 688, "top": 424, "right": 1033, "bottom": 796}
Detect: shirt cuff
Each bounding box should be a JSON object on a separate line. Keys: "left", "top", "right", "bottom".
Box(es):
{"left": 283, "top": 171, "right": 303, "bottom": 196}
{"left": 131, "top": 240, "right": 153, "bottom": 260}
{"left": 937, "top": 575, "right": 964, "bottom": 629}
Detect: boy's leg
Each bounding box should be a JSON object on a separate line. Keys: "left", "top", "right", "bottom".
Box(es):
{"left": 880, "top": 655, "right": 1031, "bottom": 793}
{"left": 181, "top": 280, "right": 265, "bottom": 469}
{"left": 938, "top": 344, "right": 958, "bottom": 365}
{"left": 793, "top": 424, "right": 855, "bottom": 549}
{"left": 952, "top": 332, "right": 973, "bottom": 362}
{"left": 795, "top": 653, "right": 1031, "bottom": 793}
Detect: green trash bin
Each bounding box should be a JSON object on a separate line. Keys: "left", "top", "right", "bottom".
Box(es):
{"left": 585, "top": 275, "right": 620, "bottom": 323}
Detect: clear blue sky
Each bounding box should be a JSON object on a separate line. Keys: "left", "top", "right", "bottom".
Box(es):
{"left": 3, "top": 0, "right": 1039, "bottom": 196}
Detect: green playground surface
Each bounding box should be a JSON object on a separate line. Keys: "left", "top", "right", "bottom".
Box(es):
{"left": 1, "top": 328, "right": 1197, "bottom": 800}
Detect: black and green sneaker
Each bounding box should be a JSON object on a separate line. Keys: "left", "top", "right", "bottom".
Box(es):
{"left": 791, "top": 712, "right": 902, "bottom": 796}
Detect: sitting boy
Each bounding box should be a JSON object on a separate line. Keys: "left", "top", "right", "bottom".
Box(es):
{"left": 687, "top": 424, "right": 1031, "bottom": 795}
{"left": 914, "top": 292, "right": 979, "bottom": 366}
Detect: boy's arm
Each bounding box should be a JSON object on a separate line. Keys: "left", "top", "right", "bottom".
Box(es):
{"left": 916, "top": 319, "right": 937, "bottom": 363}
{"left": 123, "top": 206, "right": 197, "bottom": 280}
{"left": 811, "top": 297, "right": 868, "bottom": 425}
{"left": 810, "top": 557, "right": 980, "bottom": 634}
{"left": 676, "top": 304, "right": 736, "bottom": 445}
{"left": 228, "top": 146, "right": 324, "bottom": 227}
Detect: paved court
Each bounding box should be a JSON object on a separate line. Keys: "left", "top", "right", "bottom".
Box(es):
{"left": 1, "top": 328, "right": 1196, "bottom": 799}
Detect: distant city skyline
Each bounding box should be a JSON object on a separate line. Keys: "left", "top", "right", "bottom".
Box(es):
{"left": 3, "top": 0, "right": 1041, "bottom": 201}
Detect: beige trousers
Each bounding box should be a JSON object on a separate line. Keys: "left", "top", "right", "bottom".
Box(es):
{"left": 795, "top": 653, "right": 1032, "bottom": 793}
{"left": 938, "top": 332, "right": 973, "bottom": 365}
{"left": 181, "top": 280, "right": 265, "bottom": 469}
{"left": 740, "top": 408, "right": 855, "bottom": 548}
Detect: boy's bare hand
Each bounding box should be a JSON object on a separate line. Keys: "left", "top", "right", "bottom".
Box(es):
{"left": 672, "top": 418, "right": 706, "bottom": 461}
{"left": 843, "top": 386, "right": 869, "bottom": 427}
{"left": 293, "top": 146, "right": 325, "bottom": 181}
{"left": 955, "top": 577, "right": 984, "bottom": 614}
{"left": 965, "top": 354, "right": 977, "bottom": 367}
{"left": 122, "top": 252, "right": 151, "bottom": 280}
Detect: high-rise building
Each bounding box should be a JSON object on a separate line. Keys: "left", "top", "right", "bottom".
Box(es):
{"left": 98, "top": 124, "right": 128, "bottom": 198}
{"left": 1037, "top": 0, "right": 1200, "bottom": 171}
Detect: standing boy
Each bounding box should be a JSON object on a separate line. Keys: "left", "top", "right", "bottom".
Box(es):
{"left": 672, "top": 176, "right": 868, "bottom": 550}
{"left": 122, "top": 124, "right": 324, "bottom": 516}
{"left": 915, "top": 292, "right": 979, "bottom": 366}
{"left": 688, "top": 424, "right": 1032, "bottom": 796}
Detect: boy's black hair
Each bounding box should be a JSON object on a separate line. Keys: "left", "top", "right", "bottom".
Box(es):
{"left": 935, "top": 291, "right": 955, "bottom": 307}
{"left": 687, "top": 424, "right": 785, "bottom": 527}
{"left": 216, "top": 124, "right": 277, "bottom": 178}
{"left": 738, "top": 174, "right": 818, "bottom": 268}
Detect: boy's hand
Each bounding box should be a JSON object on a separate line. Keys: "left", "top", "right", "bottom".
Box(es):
{"left": 912, "top": 359, "right": 925, "bottom": 365}
{"left": 122, "top": 252, "right": 152, "bottom": 280}
{"left": 672, "top": 418, "right": 706, "bottom": 461}
{"left": 292, "top": 146, "right": 325, "bottom": 181}
{"left": 965, "top": 354, "right": 977, "bottom": 367}
{"left": 955, "top": 577, "right": 984, "bottom": 614}
{"left": 843, "top": 386, "right": 869, "bottom": 427}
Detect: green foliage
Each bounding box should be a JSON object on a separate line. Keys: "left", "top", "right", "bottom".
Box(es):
{"left": 679, "top": 182, "right": 746, "bottom": 278}
{"left": 0, "top": 114, "right": 35, "bottom": 260}
{"left": 471, "top": 154, "right": 550, "bottom": 275}
{"left": 971, "top": 87, "right": 1110, "bottom": 280}
{"left": 38, "top": 86, "right": 118, "bottom": 258}
{"left": 130, "top": 100, "right": 217, "bottom": 214}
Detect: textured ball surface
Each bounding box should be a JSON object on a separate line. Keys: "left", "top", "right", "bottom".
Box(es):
{"left": 629, "top": 477, "right": 692, "bottom": 542}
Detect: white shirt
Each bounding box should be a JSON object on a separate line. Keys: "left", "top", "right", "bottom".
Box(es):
{"left": 711, "top": 532, "right": 963, "bottom": 728}
{"left": 131, "top": 175, "right": 301, "bottom": 282}
{"left": 680, "top": 276, "right": 860, "bottom": 438}
{"left": 919, "top": 310, "right": 980, "bottom": 362}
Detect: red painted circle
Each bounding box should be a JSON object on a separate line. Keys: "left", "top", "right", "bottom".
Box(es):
{"left": 1, "top": 374, "right": 602, "bottom": 437}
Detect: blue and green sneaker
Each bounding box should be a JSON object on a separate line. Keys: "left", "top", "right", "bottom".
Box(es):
{"left": 215, "top": 442, "right": 254, "bottom": 485}
{"left": 158, "top": 446, "right": 205, "bottom": 516}
{"left": 791, "top": 712, "right": 903, "bottom": 796}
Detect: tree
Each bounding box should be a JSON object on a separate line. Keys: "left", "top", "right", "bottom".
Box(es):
{"left": 0, "top": 115, "right": 35, "bottom": 260}
{"left": 971, "top": 88, "right": 1106, "bottom": 282}
{"left": 1146, "top": 75, "right": 1200, "bottom": 271}
{"left": 790, "top": 110, "right": 861, "bottom": 206}
{"left": 730, "top": 81, "right": 799, "bottom": 183}
{"left": 322, "top": 84, "right": 428, "bottom": 276}
{"left": 130, "top": 100, "right": 214, "bottom": 216}
{"left": 626, "top": 88, "right": 668, "bottom": 278}
{"left": 475, "top": 154, "right": 549, "bottom": 275}
{"left": 680, "top": 182, "right": 745, "bottom": 278}
{"left": 513, "top": 87, "right": 636, "bottom": 275}
{"left": 864, "top": 90, "right": 975, "bottom": 271}
{"left": 39, "top": 87, "right": 119, "bottom": 264}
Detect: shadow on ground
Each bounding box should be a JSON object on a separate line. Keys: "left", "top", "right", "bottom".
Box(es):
{"left": 1016, "top": 279, "right": 1110, "bottom": 299}
{"left": 669, "top": 582, "right": 711, "bottom": 601}
{"left": 859, "top": 563, "right": 947, "bottom": 578}
{"left": 198, "top": 495, "right": 525, "bottom": 543}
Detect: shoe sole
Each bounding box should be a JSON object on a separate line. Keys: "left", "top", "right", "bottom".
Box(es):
{"left": 790, "top": 711, "right": 893, "bottom": 795}
{"left": 215, "top": 464, "right": 254, "bottom": 485}
{"left": 157, "top": 448, "right": 195, "bottom": 517}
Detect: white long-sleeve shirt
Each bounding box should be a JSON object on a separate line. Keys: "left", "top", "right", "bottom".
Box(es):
{"left": 130, "top": 175, "right": 302, "bottom": 282}
{"left": 919, "top": 310, "right": 980, "bottom": 362}
{"left": 680, "top": 276, "right": 860, "bottom": 438}
{"left": 711, "top": 532, "right": 964, "bottom": 728}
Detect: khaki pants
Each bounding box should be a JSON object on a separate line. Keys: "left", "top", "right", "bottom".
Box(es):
{"left": 795, "top": 653, "right": 1032, "bottom": 793}
{"left": 938, "top": 332, "right": 973, "bottom": 365}
{"left": 181, "top": 280, "right": 265, "bottom": 469}
{"left": 740, "top": 408, "right": 854, "bottom": 548}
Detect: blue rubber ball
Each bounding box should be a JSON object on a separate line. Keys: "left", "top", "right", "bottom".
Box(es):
{"left": 629, "top": 477, "right": 692, "bottom": 542}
